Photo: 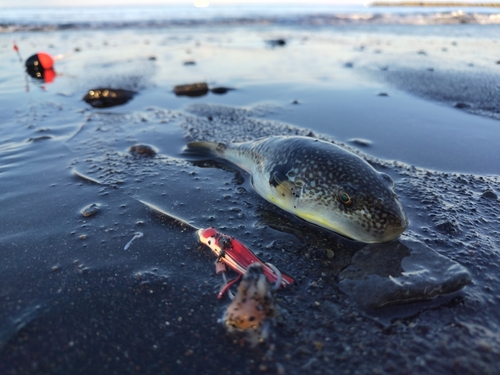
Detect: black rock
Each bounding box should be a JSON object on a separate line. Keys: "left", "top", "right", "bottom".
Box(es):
{"left": 83, "top": 88, "right": 136, "bottom": 108}
{"left": 266, "top": 39, "right": 286, "bottom": 47}
{"left": 338, "top": 239, "right": 471, "bottom": 310}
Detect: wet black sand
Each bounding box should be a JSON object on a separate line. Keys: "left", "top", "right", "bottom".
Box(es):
{"left": 1, "top": 26, "right": 500, "bottom": 374}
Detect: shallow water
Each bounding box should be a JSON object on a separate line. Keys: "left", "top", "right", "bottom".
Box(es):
{"left": 1, "top": 24, "right": 500, "bottom": 375}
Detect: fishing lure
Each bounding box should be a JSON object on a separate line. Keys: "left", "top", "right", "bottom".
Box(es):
{"left": 197, "top": 227, "right": 294, "bottom": 298}
{"left": 139, "top": 200, "right": 294, "bottom": 298}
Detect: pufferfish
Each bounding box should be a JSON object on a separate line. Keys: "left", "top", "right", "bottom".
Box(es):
{"left": 187, "top": 136, "right": 408, "bottom": 243}
{"left": 223, "top": 263, "right": 277, "bottom": 345}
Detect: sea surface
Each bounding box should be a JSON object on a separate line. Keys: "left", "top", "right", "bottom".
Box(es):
{"left": 1, "top": 4, "right": 500, "bottom": 375}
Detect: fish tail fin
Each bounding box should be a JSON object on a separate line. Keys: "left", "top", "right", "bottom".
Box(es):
{"left": 185, "top": 140, "right": 227, "bottom": 157}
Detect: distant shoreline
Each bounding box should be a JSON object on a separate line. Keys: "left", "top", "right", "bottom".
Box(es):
{"left": 370, "top": 2, "right": 500, "bottom": 6}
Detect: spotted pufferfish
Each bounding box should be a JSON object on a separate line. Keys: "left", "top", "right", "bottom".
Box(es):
{"left": 187, "top": 136, "right": 408, "bottom": 243}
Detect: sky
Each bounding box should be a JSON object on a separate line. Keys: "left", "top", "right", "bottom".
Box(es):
{"left": 0, "top": 0, "right": 367, "bottom": 8}
{"left": 1, "top": 0, "right": 496, "bottom": 8}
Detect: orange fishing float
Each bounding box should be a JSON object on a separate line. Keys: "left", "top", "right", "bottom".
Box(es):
{"left": 14, "top": 42, "right": 57, "bottom": 84}
{"left": 25, "top": 52, "right": 54, "bottom": 70}
{"left": 25, "top": 53, "right": 55, "bottom": 81}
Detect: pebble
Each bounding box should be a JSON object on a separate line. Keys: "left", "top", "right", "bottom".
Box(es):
{"left": 454, "top": 102, "right": 471, "bottom": 109}
{"left": 173, "top": 82, "right": 209, "bottom": 97}
{"left": 80, "top": 203, "right": 100, "bottom": 217}
{"left": 348, "top": 138, "right": 372, "bottom": 147}
{"left": 129, "top": 144, "right": 157, "bottom": 157}
{"left": 481, "top": 189, "right": 497, "bottom": 200}
{"left": 266, "top": 38, "right": 286, "bottom": 47}
{"left": 210, "top": 87, "right": 234, "bottom": 95}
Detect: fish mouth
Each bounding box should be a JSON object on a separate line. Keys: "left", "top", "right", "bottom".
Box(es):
{"left": 373, "top": 212, "right": 409, "bottom": 243}
{"left": 380, "top": 219, "right": 409, "bottom": 242}
{"left": 348, "top": 224, "right": 407, "bottom": 243}
{"left": 341, "top": 210, "right": 409, "bottom": 244}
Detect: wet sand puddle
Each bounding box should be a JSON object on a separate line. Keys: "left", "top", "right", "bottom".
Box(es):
{"left": 1, "top": 27, "right": 500, "bottom": 375}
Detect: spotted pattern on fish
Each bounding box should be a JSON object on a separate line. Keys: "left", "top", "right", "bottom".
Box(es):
{"left": 187, "top": 136, "right": 408, "bottom": 243}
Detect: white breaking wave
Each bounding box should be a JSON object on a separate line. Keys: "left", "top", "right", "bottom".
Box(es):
{"left": 1, "top": 5, "right": 500, "bottom": 32}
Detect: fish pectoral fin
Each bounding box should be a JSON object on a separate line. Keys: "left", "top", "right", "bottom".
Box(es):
{"left": 269, "top": 171, "right": 287, "bottom": 187}
{"left": 270, "top": 172, "right": 297, "bottom": 200}
{"left": 275, "top": 182, "right": 295, "bottom": 199}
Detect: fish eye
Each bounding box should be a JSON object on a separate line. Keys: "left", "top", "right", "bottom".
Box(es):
{"left": 338, "top": 191, "right": 352, "bottom": 206}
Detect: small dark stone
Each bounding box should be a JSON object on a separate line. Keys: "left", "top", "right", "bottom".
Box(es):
{"left": 417, "top": 50, "right": 427, "bottom": 55}
{"left": 291, "top": 100, "right": 300, "bottom": 104}
{"left": 344, "top": 62, "right": 354, "bottom": 68}
{"left": 183, "top": 60, "right": 196, "bottom": 66}
{"left": 81, "top": 203, "right": 100, "bottom": 218}
{"left": 266, "top": 39, "right": 286, "bottom": 47}
{"left": 348, "top": 138, "right": 372, "bottom": 147}
{"left": 83, "top": 88, "right": 136, "bottom": 108}
{"left": 306, "top": 246, "right": 326, "bottom": 260}
{"left": 28, "top": 135, "right": 53, "bottom": 142}
{"left": 377, "top": 92, "right": 389, "bottom": 97}
{"left": 481, "top": 190, "right": 497, "bottom": 200}
{"left": 427, "top": 68, "right": 434, "bottom": 72}
{"left": 454, "top": 102, "right": 471, "bottom": 109}
{"left": 435, "top": 218, "right": 461, "bottom": 234}
{"left": 173, "top": 82, "right": 209, "bottom": 97}
{"left": 148, "top": 56, "right": 157, "bottom": 61}
{"left": 210, "top": 87, "right": 234, "bottom": 95}
{"left": 129, "top": 144, "right": 157, "bottom": 157}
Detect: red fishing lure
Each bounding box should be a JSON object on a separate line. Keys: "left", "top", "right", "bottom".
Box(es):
{"left": 138, "top": 200, "right": 295, "bottom": 299}
{"left": 198, "top": 228, "right": 294, "bottom": 298}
